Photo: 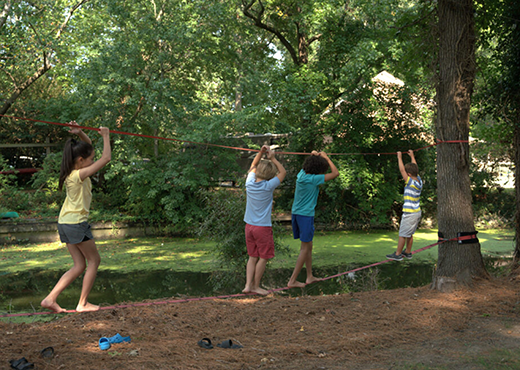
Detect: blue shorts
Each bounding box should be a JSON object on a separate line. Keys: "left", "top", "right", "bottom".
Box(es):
{"left": 292, "top": 214, "right": 315, "bottom": 242}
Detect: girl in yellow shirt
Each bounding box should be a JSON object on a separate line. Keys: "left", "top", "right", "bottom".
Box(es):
{"left": 41, "top": 121, "right": 111, "bottom": 313}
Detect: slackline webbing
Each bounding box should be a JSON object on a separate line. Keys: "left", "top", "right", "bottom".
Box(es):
{"left": 0, "top": 114, "right": 469, "bottom": 156}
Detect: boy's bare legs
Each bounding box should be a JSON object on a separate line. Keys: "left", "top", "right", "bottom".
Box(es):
{"left": 41, "top": 243, "right": 87, "bottom": 313}
{"left": 243, "top": 257, "right": 270, "bottom": 295}
{"left": 75, "top": 239, "right": 101, "bottom": 312}
{"left": 252, "top": 258, "right": 270, "bottom": 295}
{"left": 243, "top": 256, "right": 258, "bottom": 293}
{"left": 404, "top": 236, "right": 413, "bottom": 254}
{"left": 304, "top": 243, "right": 320, "bottom": 284}
{"left": 288, "top": 241, "right": 319, "bottom": 288}
{"left": 395, "top": 236, "right": 408, "bottom": 255}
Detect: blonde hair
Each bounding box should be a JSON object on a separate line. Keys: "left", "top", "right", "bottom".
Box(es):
{"left": 256, "top": 160, "right": 278, "bottom": 180}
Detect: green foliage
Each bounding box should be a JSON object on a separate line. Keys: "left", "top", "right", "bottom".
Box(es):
{"left": 0, "top": 156, "right": 18, "bottom": 215}
{"left": 30, "top": 153, "right": 61, "bottom": 192}
{"left": 198, "top": 188, "right": 290, "bottom": 289}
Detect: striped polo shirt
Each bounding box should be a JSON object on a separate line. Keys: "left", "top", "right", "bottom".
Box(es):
{"left": 402, "top": 175, "right": 422, "bottom": 213}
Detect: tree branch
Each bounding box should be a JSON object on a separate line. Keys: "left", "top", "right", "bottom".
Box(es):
{"left": 56, "top": 0, "right": 89, "bottom": 39}
{"left": 0, "top": 0, "right": 13, "bottom": 29}
{"left": 0, "top": 52, "right": 52, "bottom": 116}
{"left": 242, "top": 0, "right": 300, "bottom": 65}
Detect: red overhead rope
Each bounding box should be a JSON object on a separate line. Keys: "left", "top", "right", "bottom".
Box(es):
{"left": 0, "top": 115, "right": 469, "bottom": 156}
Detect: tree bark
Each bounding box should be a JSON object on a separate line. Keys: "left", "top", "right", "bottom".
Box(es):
{"left": 513, "top": 124, "right": 520, "bottom": 266}
{"left": 432, "top": 0, "right": 488, "bottom": 291}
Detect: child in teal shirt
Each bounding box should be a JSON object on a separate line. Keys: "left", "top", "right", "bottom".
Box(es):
{"left": 288, "top": 151, "right": 339, "bottom": 288}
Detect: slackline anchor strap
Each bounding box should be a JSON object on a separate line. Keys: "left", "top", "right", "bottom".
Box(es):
{"left": 438, "top": 231, "right": 479, "bottom": 244}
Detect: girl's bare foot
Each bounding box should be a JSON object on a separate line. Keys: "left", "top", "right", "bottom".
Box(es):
{"left": 76, "top": 302, "right": 100, "bottom": 312}
{"left": 287, "top": 280, "right": 306, "bottom": 288}
{"left": 306, "top": 276, "right": 321, "bottom": 284}
{"left": 251, "top": 287, "right": 270, "bottom": 296}
{"left": 242, "top": 286, "right": 252, "bottom": 294}
{"left": 41, "top": 298, "right": 66, "bottom": 313}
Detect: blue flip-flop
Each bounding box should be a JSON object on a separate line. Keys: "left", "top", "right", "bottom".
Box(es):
{"left": 107, "top": 333, "right": 131, "bottom": 344}
{"left": 98, "top": 337, "right": 111, "bottom": 351}
{"left": 217, "top": 339, "right": 243, "bottom": 349}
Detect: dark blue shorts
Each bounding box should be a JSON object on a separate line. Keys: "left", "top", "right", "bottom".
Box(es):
{"left": 291, "top": 214, "right": 315, "bottom": 242}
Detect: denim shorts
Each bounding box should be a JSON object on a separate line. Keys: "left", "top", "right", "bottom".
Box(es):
{"left": 57, "top": 222, "right": 93, "bottom": 244}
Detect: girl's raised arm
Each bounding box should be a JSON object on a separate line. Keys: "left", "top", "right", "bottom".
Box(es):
{"left": 79, "top": 127, "right": 111, "bottom": 181}
{"left": 68, "top": 121, "right": 92, "bottom": 145}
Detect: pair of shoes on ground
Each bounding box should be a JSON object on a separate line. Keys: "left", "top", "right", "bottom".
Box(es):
{"left": 198, "top": 338, "right": 243, "bottom": 349}
{"left": 9, "top": 357, "right": 33, "bottom": 370}
{"left": 99, "top": 333, "right": 131, "bottom": 350}
{"left": 386, "top": 251, "right": 412, "bottom": 261}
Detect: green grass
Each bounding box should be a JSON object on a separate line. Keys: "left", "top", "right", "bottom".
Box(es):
{"left": 393, "top": 347, "right": 520, "bottom": 370}
{"left": 0, "top": 229, "right": 515, "bottom": 275}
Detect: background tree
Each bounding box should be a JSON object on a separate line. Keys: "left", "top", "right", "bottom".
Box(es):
{"left": 474, "top": 0, "right": 520, "bottom": 266}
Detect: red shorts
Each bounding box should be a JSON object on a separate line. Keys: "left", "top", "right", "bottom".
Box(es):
{"left": 245, "top": 224, "right": 275, "bottom": 260}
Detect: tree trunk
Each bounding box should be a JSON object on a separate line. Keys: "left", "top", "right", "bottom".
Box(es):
{"left": 432, "top": 0, "right": 488, "bottom": 292}
{"left": 513, "top": 124, "right": 520, "bottom": 266}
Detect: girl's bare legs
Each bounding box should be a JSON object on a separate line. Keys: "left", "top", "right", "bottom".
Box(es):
{"left": 75, "top": 239, "right": 101, "bottom": 312}
{"left": 41, "top": 242, "right": 87, "bottom": 313}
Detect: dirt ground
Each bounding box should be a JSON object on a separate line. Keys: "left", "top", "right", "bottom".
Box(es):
{"left": 1, "top": 274, "right": 520, "bottom": 370}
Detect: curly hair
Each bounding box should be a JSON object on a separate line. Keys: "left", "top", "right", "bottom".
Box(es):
{"left": 302, "top": 155, "right": 329, "bottom": 175}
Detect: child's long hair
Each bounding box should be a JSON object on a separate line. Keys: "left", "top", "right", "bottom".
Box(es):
{"left": 302, "top": 155, "right": 329, "bottom": 175}
{"left": 59, "top": 138, "right": 94, "bottom": 191}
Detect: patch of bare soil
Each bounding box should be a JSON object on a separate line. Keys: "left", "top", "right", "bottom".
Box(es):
{"left": 1, "top": 275, "right": 519, "bottom": 370}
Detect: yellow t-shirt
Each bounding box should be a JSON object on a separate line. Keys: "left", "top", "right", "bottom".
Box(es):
{"left": 58, "top": 169, "right": 92, "bottom": 224}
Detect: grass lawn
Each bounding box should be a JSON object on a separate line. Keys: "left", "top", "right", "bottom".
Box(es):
{"left": 0, "top": 229, "right": 515, "bottom": 275}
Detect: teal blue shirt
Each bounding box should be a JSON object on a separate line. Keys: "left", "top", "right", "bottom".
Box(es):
{"left": 291, "top": 169, "right": 325, "bottom": 217}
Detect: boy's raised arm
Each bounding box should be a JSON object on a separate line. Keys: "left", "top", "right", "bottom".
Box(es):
{"left": 320, "top": 152, "right": 339, "bottom": 182}
{"left": 249, "top": 145, "right": 269, "bottom": 173}
{"left": 408, "top": 149, "right": 417, "bottom": 165}
{"left": 267, "top": 150, "right": 286, "bottom": 182}
{"left": 397, "top": 151, "right": 408, "bottom": 181}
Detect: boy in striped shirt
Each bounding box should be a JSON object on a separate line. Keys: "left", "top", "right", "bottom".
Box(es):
{"left": 386, "top": 150, "right": 423, "bottom": 261}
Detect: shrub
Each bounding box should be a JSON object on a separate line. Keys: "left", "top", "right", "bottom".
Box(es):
{"left": 198, "top": 188, "right": 290, "bottom": 290}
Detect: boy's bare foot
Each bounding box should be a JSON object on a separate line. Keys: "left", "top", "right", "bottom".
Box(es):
{"left": 287, "top": 280, "right": 306, "bottom": 288}
{"left": 242, "top": 286, "right": 251, "bottom": 294}
{"left": 76, "top": 302, "right": 100, "bottom": 312}
{"left": 41, "top": 298, "right": 66, "bottom": 313}
{"left": 306, "top": 276, "right": 321, "bottom": 284}
{"left": 251, "top": 287, "right": 270, "bottom": 296}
